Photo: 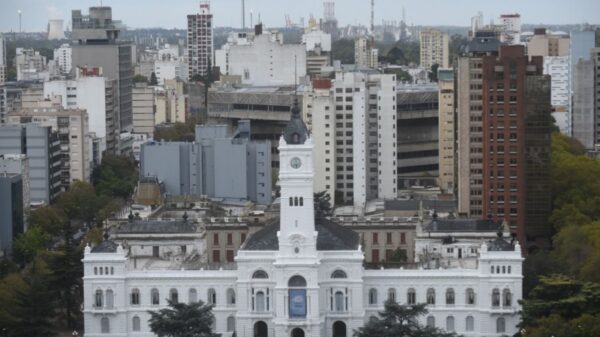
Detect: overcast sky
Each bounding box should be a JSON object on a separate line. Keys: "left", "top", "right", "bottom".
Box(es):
{"left": 1, "top": 0, "right": 599, "bottom": 32}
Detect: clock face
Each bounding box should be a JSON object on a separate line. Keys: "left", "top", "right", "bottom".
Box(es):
{"left": 290, "top": 157, "right": 302, "bottom": 169}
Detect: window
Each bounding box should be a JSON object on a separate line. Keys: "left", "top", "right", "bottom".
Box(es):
{"left": 388, "top": 288, "right": 396, "bottom": 302}
{"left": 227, "top": 316, "right": 236, "bottom": 332}
{"left": 101, "top": 317, "right": 110, "bottom": 334}
{"left": 427, "top": 288, "right": 435, "bottom": 305}
{"left": 153, "top": 246, "right": 159, "bottom": 257}
{"left": 466, "top": 315, "right": 474, "bottom": 331}
{"left": 368, "top": 288, "right": 378, "bottom": 305}
{"left": 151, "top": 288, "right": 160, "bottom": 305}
{"left": 372, "top": 249, "right": 380, "bottom": 263}
{"left": 446, "top": 289, "right": 455, "bottom": 305}
{"left": 386, "top": 232, "right": 392, "bottom": 244}
{"left": 208, "top": 288, "right": 217, "bottom": 305}
{"left": 503, "top": 289, "right": 512, "bottom": 306}
{"left": 213, "top": 250, "right": 220, "bottom": 262}
{"left": 105, "top": 289, "right": 114, "bottom": 309}
{"left": 331, "top": 270, "right": 347, "bottom": 279}
{"left": 256, "top": 291, "right": 266, "bottom": 312}
{"left": 227, "top": 233, "right": 233, "bottom": 245}
{"left": 252, "top": 270, "right": 269, "bottom": 279}
{"left": 407, "top": 288, "right": 416, "bottom": 305}
{"left": 446, "top": 316, "right": 455, "bottom": 332}
{"left": 426, "top": 316, "right": 435, "bottom": 328}
{"left": 132, "top": 316, "right": 141, "bottom": 332}
{"left": 189, "top": 288, "right": 198, "bottom": 303}
{"left": 492, "top": 288, "right": 500, "bottom": 307}
{"left": 131, "top": 288, "right": 140, "bottom": 305}
{"left": 400, "top": 232, "right": 406, "bottom": 244}
{"left": 95, "top": 289, "right": 103, "bottom": 308}
{"left": 213, "top": 233, "right": 219, "bottom": 245}
{"left": 335, "top": 291, "right": 345, "bottom": 312}
{"left": 170, "top": 288, "right": 179, "bottom": 303}
{"left": 372, "top": 233, "right": 378, "bottom": 244}
{"left": 497, "top": 317, "right": 506, "bottom": 333}
{"left": 226, "top": 250, "right": 234, "bottom": 262}
{"left": 466, "top": 288, "right": 475, "bottom": 305}
{"left": 227, "top": 288, "right": 236, "bottom": 306}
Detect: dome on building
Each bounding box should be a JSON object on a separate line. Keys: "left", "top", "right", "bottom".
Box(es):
{"left": 487, "top": 231, "right": 514, "bottom": 251}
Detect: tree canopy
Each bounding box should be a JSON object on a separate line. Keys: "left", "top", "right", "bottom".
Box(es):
{"left": 314, "top": 191, "right": 333, "bottom": 219}
{"left": 354, "top": 300, "right": 457, "bottom": 337}
{"left": 148, "top": 300, "right": 220, "bottom": 337}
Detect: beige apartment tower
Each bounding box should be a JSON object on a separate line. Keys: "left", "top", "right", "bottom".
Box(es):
{"left": 420, "top": 29, "right": 449, "bottom": 69}
{"left": 437, "top": 68, "right": 455, "bottom": 194}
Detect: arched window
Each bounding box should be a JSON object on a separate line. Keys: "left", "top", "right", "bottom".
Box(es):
{"left": 101, "top": 317, "right": 110, "bottom": 333}
{"left": 99, "top": 267, "right": 103, "bottom": 275}
{"left": 208, "top": 288, "right": 217, "bottom": 305}
{"left": 502, "top": 266, "right": 506, "bottom": 274}
{"left": 252, "top": 269, "right": 269, "bottom": 279}
{"left": 288, "top": 275, "right": 307, "bottom": 287}
{"left": 335, "top": 291, "right": 345, "bottom": 312}
{"left": 491, "top": 265, "right": 494, "bottom": 274}
{"left": 254, "top": 321, "right": 268, "bottom": 337}
{"left": 331, "top": 270, "right": 347, "bottom": 279}
{"left": 256, "top": 291, "right": 266, "bottom": 312}
{"left": 227, "top": 288, "right": 236, "bottom": 306}
{"left": 110, "top": 267, "right": 114, "bottom": 275}
{"left": 105, "top": 267, "right": 108, "bottom": 275}
{"left": 466, "top": 288, "right": 475, "bottom": 305}
{"left": 294, "top": 197, "right": 299, "bottom": 206}
{"left": 299, "top": 197, "right": 304, "bottom": 206}
{"left": 496, "top": 317, "right": 506, "bottom": 333}
{"left": 407, "top": 288, "right": 416, "bottom": 305}
{"left": 333, "top": 321, "right": 347, "bottom": 337}
{"left": 368, "top": 288, "right": 377, "bottom": 305}
{"left": 94, "top": 267, "right": 97, "bottom": 275}
{"left": 95, "top": 289, "right": 103, "bottom": 308}
{"left": 227, "top": 316, "right": 235, "bottom": 332}
{"left": 466, "top": 315, "right": 474, "bottom": 331}
{"left": 151, "top": 288, "right": 160, "bottom": 305}
{"left": 105, "top": 289, "right": 114, "bottom": 309}
{"left": 388, "top": 288, "right": 396, "bottom": 302}
{"left": 426, "top": 288, "right": 435, "bottom": 305}
{"left": 508, "top": 266, "right": 512, "bottom": 274}
{"left": 503, "top": 289, "right": 512, "bottom": 306}
{"left": 170, "top": 288, "right": 179, "bottom": 303}
{"left": 446, "top": 316, "right": 455, "bottom": 332}
{"left": 189, "top": 288, "right": 197, "bottom": 303}
{"left": 492, "top": 288, "right": 500, "bottom": 307}
{"left": 426, "top": 315, "right": 435, "bottom": 328}
{"left": 445, "top": 288, "right": 455, "bottom": 305}
{"left": 131, "top": 288, "right": 140, "bottom": 305}
{"left": 132, "top": 316, "right": 141, "bottom": 332}
{"left": 289, "top": 197, "right": 293, "bottom": 206}
{"left": 496, "top": 266, "right": 500, "bottom": 274}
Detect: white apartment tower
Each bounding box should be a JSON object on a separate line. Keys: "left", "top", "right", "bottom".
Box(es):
{"left": 53, "top": 43, "right": 72, "bottom": 75}
{"left": 497, "top": 14, "right": 521, "bottom": 45}
{"left": 187, "top": 1, "right": 214, "bottom": 79}
{"left": 354, "top": 37, "right": 378, "bottom": 69}
{"left": 419, "top": 29, "right": 450, "bottom": 69}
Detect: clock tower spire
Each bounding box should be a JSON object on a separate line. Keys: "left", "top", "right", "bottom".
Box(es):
{"left": 277, "top": 98, "right": 317, "bottom": 260}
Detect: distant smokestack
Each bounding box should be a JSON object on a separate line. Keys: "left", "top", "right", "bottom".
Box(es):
{"left": 242, "top": 0, "right": 246, "bottom": 29}
{"left": 18, "top": 10, "right": 22, "bottom": 33}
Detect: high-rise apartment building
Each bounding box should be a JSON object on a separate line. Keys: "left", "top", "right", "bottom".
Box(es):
{"left": 438, "top": 68, "right": 455, "bottom": 194}
{"left": 132, "top": 83, "right": 155, "bottom": 136}
{"left": 354, "top": 37, "right": 378, "bottom": 69}
{"left": 569, "top": 31, "right": 596, "bottom": 137}
{"left": 15, "top": 48, "right": 49, "bottom": 82}
{"left": 527, "top": 28, "right": 569, "bottom": 57}
{"left": 71, "top": 6, "right": 134, "bottom": 134}
{"left": 0, "top": 124, "right": 61, "bottom": 205}
{"left": 496, "top": 14, "right": 522, "bottom": 45}
{"left": 187, "top": 1, "right": 213, "bottom": 79}
{"left": 0, "top": 173, "right": 23, "bottom": 257}
{"left": 0, "top": 34, "right": 6, "bottom": 84}
{"left": 0, "top": 154, "right": 30, "bottom": 225}
{"left": 419, "top": 29, "right": 449, "bottom": 69}
{"left": 53, "top": 43, "right": 72, "bottom": 75}
{"left": 480, "top": 45, "right": 552, "bottom": 249}
{"left": 544, "top": 56, "right": 570, "bottom": 134}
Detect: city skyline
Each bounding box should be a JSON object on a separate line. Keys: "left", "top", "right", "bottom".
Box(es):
{"left": 0, "top": 0, "right": 599, "bottom": 33}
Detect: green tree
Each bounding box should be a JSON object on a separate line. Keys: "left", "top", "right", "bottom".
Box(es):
{"left": 552, "top": 221, "right": 600, "bottom": 283}
{"left": 354, "top": 300, "right": 457, "bottom": 337}
{"left": 55, "top": 181, "right": 100, "bottom": 223}
{"left": 150, "top": 71, "right": 158, "bottom": 85}
{"left": 148, "top": 299, "right": 219, "bottom": 337}
{"left": 92, "top": 154, "right": 138, "bottom": 199}
{"left": 332, "top": 38, "right": 356, "bottom": 64}
{"left": 519, "top": 275, "right": 600, "bottom": 336}
{"left": 28, "top": 206, "right": 65, "bottom": 236}
{"left": 133, "top": 74, "right": 148, "bottom": 83}
{"left": 314, "top": 191, "right": 333, "bottom": 219}
{"left": 12, "top": 227, "right": 51, "bottom": 266}
{"left": 388, "top": 247, "right": 408, "bottom": 263}
{"left": 428, "top": 63, "right": 440, "bottom": 82}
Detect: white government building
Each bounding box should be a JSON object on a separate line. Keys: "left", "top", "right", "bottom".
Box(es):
{"left": 83, "top": 101, "right": 523, "bottom": 337}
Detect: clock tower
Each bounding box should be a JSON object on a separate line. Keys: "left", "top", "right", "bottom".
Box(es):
{"left": 277, "top": 98, "right": 317, "bottom": 261}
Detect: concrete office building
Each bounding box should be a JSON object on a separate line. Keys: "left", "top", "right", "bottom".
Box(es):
{"left": 71, "top": 6, "right": 134, "bottom": 133}
{"left": 543, "top": 56, "right": 570, "bottom": 134}
{"left": 140, "top": 122, "right": 272, "bottom": 204}
{"left": 527, "top": 28, "right": 569, "bottom": 57}
{"left": 303, "top": 29, "right": 332, "bottom": 77}
{"left": 419, "top": 29, "right": 450, "bottom": 69}
{"left": 0, "top": 154, "right": 30, "bottom": 225}
{"left": 572, "top": 58, "right": 595, "bottom": 149}
{"left": 592, "top": 48, "right": 600, "bottom": 149}
{"left": 155, "top": 79, "right": 186, "bottom": 125}
{"left": 0, "top": 173, "right": 24, "bottom": 257}
{"left": 0, "top": 124, "right": 61, "bottom": 205}
{"left": 44, "top": 67, "right": 119, "bottom": 154}
{"left": 15, "top": 48, "right": 49, "bottom": 82}
{"left": 187, "top": 2, "right": 213, "bottom": 79}
{"left": 438, "top": 69, "right": 455, "bottom": 194}
{"left": 354, "top": 37, "right": 378, "bottom": 68}
{"left": 0, "top": 34, "right": 6, "bottom": 84}
{"left": 132, "top": 83, "right": 155, "bottom": 136}
{"left": 217, "top": 27, "right": 306, "bottom": 86}
{"left": 7, "top": 101, "right": 91, "bottom": 187}
{"left": 480, "top": 45, "right": 552, "bottom": 249}
{"left": 53, "top": 43, "right": 72, "bottom": 75}
{"left": 569, "top": 31, "right": 596, "bottom": 137}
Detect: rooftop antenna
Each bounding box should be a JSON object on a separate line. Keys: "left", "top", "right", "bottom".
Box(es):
{"left": 294, "top": 55, "right": 298, "bottom": 97}
{"left": 241, "top": 0, "right": 245, "bottom": 29}
{"left": 18, "top": 10, "right": 22, "bottom": 33}
{"left": 370, "top": 0, "right": 374, "bottom": 34}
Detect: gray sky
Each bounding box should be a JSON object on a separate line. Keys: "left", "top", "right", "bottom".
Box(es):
{"left": 1, "top": 0, "right": 599, "bottom": 32}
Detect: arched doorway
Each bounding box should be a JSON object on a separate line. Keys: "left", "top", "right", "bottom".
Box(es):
{"left": 254, "top": 321, "right": 268, "bottom": 337}
{"left": 291, "top": 328, "right": 305, "bottom": 337}
{"left": 333, "top": 321, "right": 347, "bottom": 337}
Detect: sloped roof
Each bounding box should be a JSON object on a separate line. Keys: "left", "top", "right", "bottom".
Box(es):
{"left": 91, "top": 240, "right": 118, "bottom": 253}
{"left": 425, "top": 218, "right": 502, "bottom": 233}
{"left": 487, "top": 232, "right": 515, "bottom": 251}
{"left": 242, "top": 218, "right": 360, "bottom": 251}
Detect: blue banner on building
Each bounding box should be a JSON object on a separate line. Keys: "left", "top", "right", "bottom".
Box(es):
{"left": 289, "top": 289, "right": 307, "bottom": 318}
